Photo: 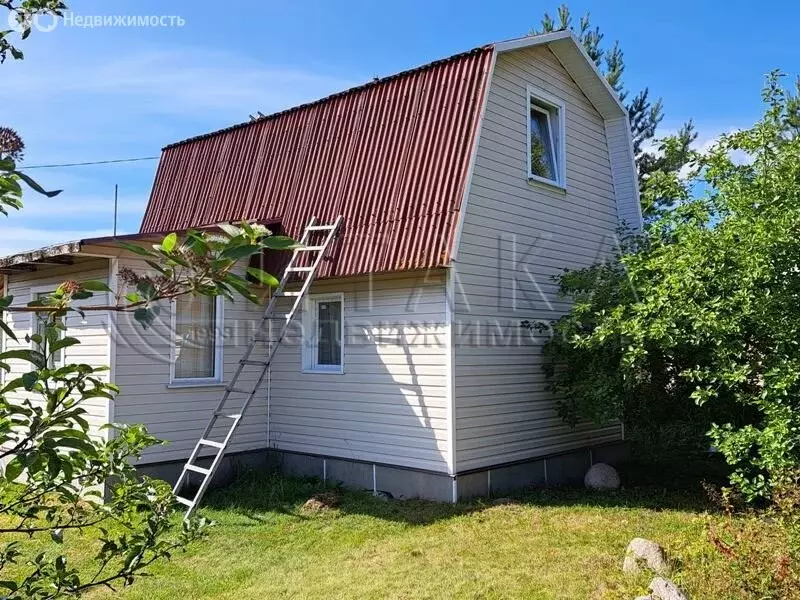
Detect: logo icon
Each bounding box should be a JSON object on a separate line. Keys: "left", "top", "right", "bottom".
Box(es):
{"left": 6, "top": 10, "right": 58, "bottom": 34}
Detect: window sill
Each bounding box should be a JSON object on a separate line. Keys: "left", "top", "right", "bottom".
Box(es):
{"left": 167, "top": 381, "right": 226, "bottom": 389}
{"left": 302, "top": 368, "right": 345, "bottom": 375}
{"left": 527, "top": 174, "right": 567, "bottom": 192}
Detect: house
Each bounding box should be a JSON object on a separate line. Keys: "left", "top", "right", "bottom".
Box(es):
{"left": 0, "top": 30, "right": 640, "bottom": 502}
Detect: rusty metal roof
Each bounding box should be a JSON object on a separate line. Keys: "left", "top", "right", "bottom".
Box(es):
{"left": 140, "top": 46, "right": 494, "bottom": 278}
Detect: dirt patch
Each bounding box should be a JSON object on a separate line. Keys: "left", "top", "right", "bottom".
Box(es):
{"left": 301, "top": 491, "right": 341, "bottom": 513}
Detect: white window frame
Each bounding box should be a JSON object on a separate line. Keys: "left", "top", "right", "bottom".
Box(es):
{"left": 302, "top": 292, "right": 345, "bottom": 374}
{"left": 29, "top": 284, "right": 66, "bottom": 370}
{"left": 526, "top": 84, "right": 567, "bottom": 190}
{"left": 169, "top": 295, "right": 224, "bottom": 386}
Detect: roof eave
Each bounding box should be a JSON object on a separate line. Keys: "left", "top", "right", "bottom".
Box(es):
{"left": 0, "top": 241, "right": 83, "bottom": 273}
{"left": 494, "top": 30, "right": 627, "bottom": 119}
{"left": 0, "top": 218, "right": 284, "bottom": 273}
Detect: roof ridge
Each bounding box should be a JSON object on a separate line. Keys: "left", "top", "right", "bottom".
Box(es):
{"left": 162, "top": 44, "right": 494, "bottom": 151}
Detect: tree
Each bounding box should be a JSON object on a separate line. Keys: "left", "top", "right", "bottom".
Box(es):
{"left": 0, "top": 223, "right": 293, "bottom": 598}
{"left": 540, "top": 73, "right": 800, "bottom": 500}
{"left": 0, "top": 0, "right": 67, "bottom": 63}
{"left": 532, "top": 5, "right": 698, "bottom": 221}
{"left": 532, "top": 5, "right": 663, "bottom": 161}
{"left": 0, "top": 3, "right": 294, "bottom": 596}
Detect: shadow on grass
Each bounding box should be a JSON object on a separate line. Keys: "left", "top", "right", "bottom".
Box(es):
{"left": 201, "top": 457, "right": 726, "bottom": 526}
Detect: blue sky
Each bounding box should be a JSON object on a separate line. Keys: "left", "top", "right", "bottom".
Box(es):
{"left": 1, "top": 0, "right": 797, "bottom": 254}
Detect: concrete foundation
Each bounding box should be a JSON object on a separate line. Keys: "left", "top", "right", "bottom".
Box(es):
{"left": 137, "top": 449, "right": 272, "bottom": 491}
{"left": 137, "top": 441, "right": 629, "bottom": 502}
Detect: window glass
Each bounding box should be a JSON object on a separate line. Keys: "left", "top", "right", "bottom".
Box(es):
{"left": 174, "top": 295, "right": 217, "bottom": 380}
{"left": 316, "top": 300, "right": 342, "bottom": 367}
{"left": 529, "top": 101, "right": 557, "bottom": 181}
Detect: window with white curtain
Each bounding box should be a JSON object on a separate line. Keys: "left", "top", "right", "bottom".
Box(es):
{"left": 171, "top": 295, "right": 222, "bottom": 383}
{"left": 302, "top": 293, "right": 344, "bottom": 373}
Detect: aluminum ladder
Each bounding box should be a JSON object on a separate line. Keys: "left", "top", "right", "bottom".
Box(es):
{"left": 173, "top": 215, "right": 343, "bottom": 518}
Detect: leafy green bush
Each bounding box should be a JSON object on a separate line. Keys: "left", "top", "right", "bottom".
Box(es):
{"left": 539, "top": 73, "right": 800, "bottom": 500}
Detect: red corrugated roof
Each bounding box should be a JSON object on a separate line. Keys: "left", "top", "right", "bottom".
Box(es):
{"left": 140, "top": 45, "right": 494, "bottom": 278}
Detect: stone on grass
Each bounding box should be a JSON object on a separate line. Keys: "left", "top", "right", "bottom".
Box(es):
{"left": 584, "top": 462, "right": 621, "bottom": 491}
{"left": 373, "top": 490, "right": 393, "bottom": 501}
{"left": 649, "top": 577, "right": 688, "bottom": 600}
{"left": 623, "top": 538, "right": 669, "bottom": 575}
{"left": 634, "top": 596, "right": 653, "bottom": 600}
{"left": 301, "top": 490, "right": 340, "bottom": 513}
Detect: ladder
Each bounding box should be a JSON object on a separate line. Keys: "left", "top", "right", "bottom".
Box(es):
{"left": 173, "top": 215, "right": 343, "bottom": 518}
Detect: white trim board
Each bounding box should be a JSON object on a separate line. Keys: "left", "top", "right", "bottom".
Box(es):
{"left": 106, "top": 257, "right": 119, "bottom": 440}
{"left": 526, "top": 83, "right": 567, "bottom": 190}
{"left": 301, "top": 292, "right": 345, "bottom": 375}
{"left": 450, "top": 47, "right": 496, "bottom": 263}
{"left": 168, "top": 295, "right": 225, "bottom": 386}
{"left": 494, "top": 30, "right": 627, "bottom": 119}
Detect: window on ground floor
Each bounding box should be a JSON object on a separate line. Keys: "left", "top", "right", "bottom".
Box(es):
{"left": 302, "top": 293, "right": 344, "bottom": 373}
{"left": 171, "top": 294, "right": 223, "bottom": 384}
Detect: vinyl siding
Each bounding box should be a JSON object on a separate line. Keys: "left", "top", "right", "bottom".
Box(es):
{"left": 451, "top": 45, "right": 624, "bottom": 472}
{"left": 111, "top": 261, "right": 449, "bottom": 472}
{"left": 268, "top": 271, "right": 449, "bottom": 472}
{"left": 2, "top": 260, "right": 112, "bottom": 442}
{"left": 112, "top": 256, "right": 269, "bottom": 464}
{"left": 605, "top": 116, "right": 642, "bottom": 230}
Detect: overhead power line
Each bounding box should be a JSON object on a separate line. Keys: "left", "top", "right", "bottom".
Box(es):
{"left": 17, "top": 156, "right": 160, "bottom": 170}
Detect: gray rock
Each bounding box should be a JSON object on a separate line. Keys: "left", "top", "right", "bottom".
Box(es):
{"left": 650, "top": 577, "right": 688, "bottom": 600}
{"left": 373, "top": 490, "right": 393, "bottom": 501}
{"left": 623, "top": 538, "right": 669, "bottom": 575}
{"left": 634, "top": 596, "right": 653, "bottom": 600}
{"left": 584, "top": 462, "right": 621, "bottom": 491}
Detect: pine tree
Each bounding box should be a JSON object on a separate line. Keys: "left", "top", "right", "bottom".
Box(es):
{"left": 532, "top": 5, "right": 678, "bottom": 179}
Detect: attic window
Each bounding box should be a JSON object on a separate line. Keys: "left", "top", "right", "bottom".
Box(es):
{"left": 527, "top": 86, "right": 566, "bottom": 188}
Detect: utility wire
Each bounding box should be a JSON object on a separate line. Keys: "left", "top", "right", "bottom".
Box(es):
{"left": 17, "top": 156, "right": 160, "bottom": 170}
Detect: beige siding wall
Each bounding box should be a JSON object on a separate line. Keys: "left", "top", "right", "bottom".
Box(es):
{"left": 452, "top": 45, "right": 624, "bottom": 472}
{"left": 269, "top": 271, "right": 449, "bottom": 473}
{"left": 112, "top": 260, "right": 449, "bottom": 472}
{"left": 605, "top": 116, "right": 642, "bottom": 229}
{"left": 3, "top": 260, "right": 112, "bottom": 441}
{"left": 113, "top": 256, "right": 270, "bottom": 464}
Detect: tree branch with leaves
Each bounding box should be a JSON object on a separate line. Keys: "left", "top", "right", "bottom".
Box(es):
{"left": 0, "top": 3, "right": 295, "bottom": 596}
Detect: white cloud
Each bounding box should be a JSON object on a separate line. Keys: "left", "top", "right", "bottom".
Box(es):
{"left": 1, "top": 46, "right": 358, "bottom": 150}
{"left": 13, "top": 193, "right": 148, "bottom": 217}
{"left": 0, "top": 41, "right": 359, "bottom": 247}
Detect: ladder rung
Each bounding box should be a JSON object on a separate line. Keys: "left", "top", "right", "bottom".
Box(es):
{"left": 214, "top": 412, "right": 242, "bottom": 420}
{"left": 240, "top": 359, "right": 268, "bottom": 367}
{"left": 175, "top": 216, "right": 342, "bottom": 519}
{"left": 198, "top": 439, "right": 224, "bottom": 449}
{"left": 185, "top": 464, "right": 211, "bottom": 475}
{"left": 226, "top": 387, "right": 251, "bottom": 395}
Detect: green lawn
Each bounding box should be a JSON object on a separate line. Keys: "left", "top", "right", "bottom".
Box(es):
{"left": 75, "top": 470, "right": 732, "bottom": 600}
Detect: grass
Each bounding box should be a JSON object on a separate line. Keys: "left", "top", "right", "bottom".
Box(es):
{"left": 83, "top": 467, "right": 734, "bottom": 600}
{"left": 9, "top": 464, "right": 738, "bottom": 599}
